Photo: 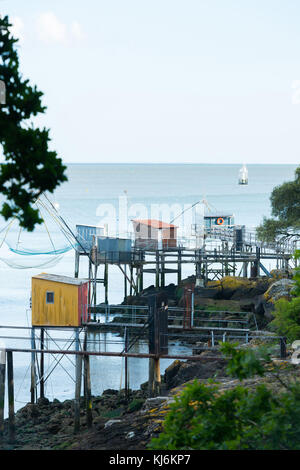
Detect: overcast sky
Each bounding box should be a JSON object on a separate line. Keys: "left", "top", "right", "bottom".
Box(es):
{"left": 1, "top": 0, "right": 300, "bottom": 164}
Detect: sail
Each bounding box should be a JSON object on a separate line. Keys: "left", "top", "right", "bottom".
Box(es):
{"left": 238, "top": 164, "right": 248, "bottom": 184}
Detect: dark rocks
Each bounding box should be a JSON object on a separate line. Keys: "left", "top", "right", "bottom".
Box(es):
{"left": 164, "top": 360, "right": 182, "bottom": 386}
{"left": 102, "top": 389, "right": 119, "bottom": 396}
{"left": 37, "top": 397, "right": 50, "bottom": 406}
{"left": 163, "top": 352, "right": 227, "bottom": 390}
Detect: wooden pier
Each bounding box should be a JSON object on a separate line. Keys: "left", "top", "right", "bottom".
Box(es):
{"left": 74, "top": 225, "right": 297, "bottom": 305}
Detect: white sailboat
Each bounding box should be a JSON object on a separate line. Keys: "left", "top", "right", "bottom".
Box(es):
{"left": 238, "top": 164, "right": 248, "bottom": 185}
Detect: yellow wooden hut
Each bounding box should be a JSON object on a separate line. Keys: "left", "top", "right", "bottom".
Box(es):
{"left": 31, "top": 273, "right": 90, "bottom": 327}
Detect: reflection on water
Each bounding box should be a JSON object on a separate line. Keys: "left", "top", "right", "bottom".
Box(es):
{"left": 87, "top": 329, "right": 192, "bottom": 395}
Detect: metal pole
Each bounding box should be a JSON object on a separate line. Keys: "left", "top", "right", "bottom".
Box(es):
{"left": 7, "top": 351, "right": 15, "bottom": 443}
{"left": 211, "top": 330, "right": 215, "bottom": 347}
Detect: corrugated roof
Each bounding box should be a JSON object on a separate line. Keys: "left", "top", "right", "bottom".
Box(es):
{"left": 132, "top": 219, "right": 178, "bottom": 229}
{"left": 32, "top": 273, "right": 88, "bottom": 286}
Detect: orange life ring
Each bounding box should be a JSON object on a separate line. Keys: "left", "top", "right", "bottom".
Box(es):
{"left": 216, "top": 217, "right": 224, "bottom": 225}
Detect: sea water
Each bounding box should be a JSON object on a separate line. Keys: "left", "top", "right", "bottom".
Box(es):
{"left": 0, "top": 163, "right": 297, "bottom": 412}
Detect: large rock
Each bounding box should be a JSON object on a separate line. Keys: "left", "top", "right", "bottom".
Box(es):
{"left": 264, "top": 278, "right": 295, "bottom": 303}
{"left": 163, "top": 353, "right": 227, "bottom": 390}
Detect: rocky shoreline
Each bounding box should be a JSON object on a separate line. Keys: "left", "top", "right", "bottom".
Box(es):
{"left": 1, "top": 346, "right": 298, "bottom": 451}
{"left": 0, "top": 271, "right": 296, "bottom": 450}
{"left": 0, "top": 350, "right": 229, "bottom": 450}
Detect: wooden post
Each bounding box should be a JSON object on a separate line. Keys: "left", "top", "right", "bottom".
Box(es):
{"left": 7, "top": 351, "right": 15, "bottom": 444}
{"left": 177, "top": 249, "right": 182, "bottom": 285}
{"left": 74, "top": 329, "right": 82, "bottom": 434}
{"left": 129, "top": 265, "right": 133, "bottom": 297}
{"left": 83, "top": 330, "right": 92, "bottom": 429}
{"left": 93, "top": 264, "right": 98, "bottom": 321}
{"left": 155, "top": 251, "right": 160, "bottom": 288}
{"left": 124, "top": 327, "right": 129, "bottom": 399}
{"left": 75, "top": 250, "right": 80, "bottom": 278}
{"left": 154, "top": 358, "right": 161, "bottom": 396}
{"left": 104, "top": 263, "right": 108, "bottom": 304}
{"left": 31, "top": 327, "right": 36, "bottom": 404}
{"left": 148, "top": 296, "right": 168, "bottom": 397}
{"left": 139, "top": 264, "right": 143, "bottom": 293}
{"left": 0, "top": 345, "right": 5, "bottom": 439}
{"left": 161, "top": 253, "right": 165, "bottom": 288}
{"left": 124, "top": 265, "right": 127, "bottom": 300}
{"left": 40, "top": 328, "right": 45, "bottom": 399}
{"left": 148, "top": 358, "right": 155, "bottom": 398}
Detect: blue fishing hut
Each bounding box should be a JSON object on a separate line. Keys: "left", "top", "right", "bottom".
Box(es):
{"left": 204, "top": 213, "right": 234, "bottom": 229}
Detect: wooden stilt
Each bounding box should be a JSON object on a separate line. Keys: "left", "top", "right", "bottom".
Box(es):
{"left": 31, "top": 328, "right": 36, "bottom": 404}
{"left": 129, "top": 265, "right": 133, "bottom": 296}
{"left": 104, "top": 263, "right": 108, "bottom": 304}
{"left": 154, "top": 358, "right": 161, "bottom": 396}
{"left": 124, "top": 327, "right": 129, "bottom": 399}
{"left": 124, "top": 265, "right": 127, "bottom": 300}
{"left": 139, "top": 264, "right": 143, "bottom": 293}
{"left": 177, "top": 249, "right": 182, "bottom": 285}
{"left": 83, "top": 330, "right": 92, "bottom": 429}
{"left": 7, "top": 351, "right": 15, "bottom": 444}
{"left": 161, "top": 253, "right": 165, "bottom": 287}
{"left": 40, "top": 328, "right": 45, "bottom": 399}
{"left": 75, "top": 250, "right": 80, "bottom": 278}
{"left": 0, "top": 347, "right": 5, "bottom": 439}
{"left": 148, "top": 358, "right": 155, "bottom": 398}
{"left": 74, "top": 329, "right": 82, "bottom": 434}
{"left": 155, "top": 251, "right": 160, "bottom": 288}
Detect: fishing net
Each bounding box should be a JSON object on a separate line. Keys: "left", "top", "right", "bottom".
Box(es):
{"left": 0, "top": 194, "right": 76, "bottom": 269}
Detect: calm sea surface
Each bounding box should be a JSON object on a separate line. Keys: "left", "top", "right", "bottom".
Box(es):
{"left": 0, "top": 163, "right": 297, "bottom": 412}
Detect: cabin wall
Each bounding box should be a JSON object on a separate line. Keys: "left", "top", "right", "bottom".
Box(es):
{"left": 32, "top": 279, "right": 80, "bottom": 327}
{"left": 133, "top": 222, "right": 159, "bottom": 240}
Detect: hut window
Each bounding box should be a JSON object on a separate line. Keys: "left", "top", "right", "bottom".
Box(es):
{"left": 46, "top": 292, "right": 54, "bottom": 304}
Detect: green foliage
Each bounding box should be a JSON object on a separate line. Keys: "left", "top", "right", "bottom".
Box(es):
{"left": 270, "top": 298, "right": 300, "bottom": 342}
{"left": 220, "top": 342, "right": 270, "bottom": 380}
{"left": 256, "top": 167, "right": 300, "bottom": 241}
{"left": 0, "top": 16, "right": 67, "bottom": 231}
{"left": 149, "top": 343, "right": 300, "bottom": 450}
{"left": 127, "top": 398, "right": 144, "bottom": 413}
{"left": 269, "top": 250, "right": 300, "bottom": 342}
